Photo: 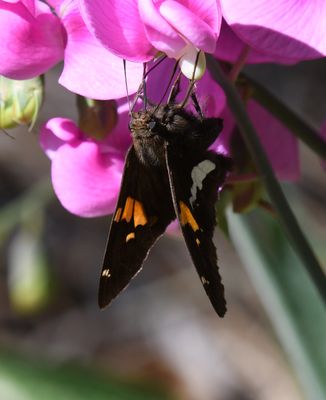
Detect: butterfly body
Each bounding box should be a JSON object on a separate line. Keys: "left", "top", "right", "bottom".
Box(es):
{"left": 100, "top": 104, "right": 232, "bottom": 316}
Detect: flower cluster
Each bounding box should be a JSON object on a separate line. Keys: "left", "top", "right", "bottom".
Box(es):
{"left": 1, "top": 0, "right": 326, "bottom": 216}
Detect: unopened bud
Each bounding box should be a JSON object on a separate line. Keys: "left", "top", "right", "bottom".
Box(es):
{"left": 77, "top": 96, "right": 118, "bottom": 140}
{"left": 179, "top": 47, "right": 206, "bottom": 81}
{"left": 0, "top": 76, "right": 44, "bottom": 129}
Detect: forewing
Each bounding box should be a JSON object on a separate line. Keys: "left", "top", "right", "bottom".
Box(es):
{"left": 165, "top": 144, "right": 231, "bottom": 316}
{"left": 99, "top": 146, "right": 175, "bottom": 308}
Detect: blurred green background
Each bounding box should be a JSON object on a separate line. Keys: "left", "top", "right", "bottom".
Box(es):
{"left": 0, "top": 59, "right": 325, "bottom": 400}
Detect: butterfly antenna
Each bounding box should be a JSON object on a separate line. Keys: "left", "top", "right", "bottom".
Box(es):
{"left": 153, "top": 59, "right": 179, "bottom": 114}
{"left": 142, "top": 63, "right": 148, "bottom": 110}
{"left": 143, "top": 54, "right": 167, "bottom": 80}
{"left": 179, "top": 50, "right": 201, "bottom": 109}
{"left": 123, "top": 60, "right": 132, "bottom": 115}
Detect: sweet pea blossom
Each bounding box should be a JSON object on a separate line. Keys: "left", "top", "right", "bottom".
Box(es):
{"left": 0, "top": 0, "right": 64, "bottom": 79}
{"left": 216, "top": 102, "right": 299, "bottom": 181}
{"left": 0, "top": 0, "right": 143, "bottom": 99}
{"left": 219, "top": 0, "right": 326, "bottom": 63}
{"left": 40, "top": 100, "right": 131, "bottom": 217}
{"left": 80, "top": 0, "right": 222, "bottom": 65}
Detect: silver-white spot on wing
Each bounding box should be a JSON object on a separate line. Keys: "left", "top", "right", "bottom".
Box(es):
{"left": 189, "top": 160, "right": 216, "bottom": 206}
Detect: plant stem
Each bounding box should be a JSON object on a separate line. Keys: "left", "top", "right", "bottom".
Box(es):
{"left": 207, "top": 55, "right": 326, "bottom": 305}
{"left": 242, "top": 72, "right": 326, "bottom": 159}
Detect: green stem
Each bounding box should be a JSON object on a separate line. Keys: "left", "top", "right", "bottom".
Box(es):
{"left": 207, "top": 55, "right": 326, "bottom": 305}
{"left": 242, "top": 72, "right": 326, "bottom": 159}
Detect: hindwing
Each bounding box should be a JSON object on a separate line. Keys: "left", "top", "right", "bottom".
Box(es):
{"left": 165, "top": 143, "right": 232, "bottom": 317}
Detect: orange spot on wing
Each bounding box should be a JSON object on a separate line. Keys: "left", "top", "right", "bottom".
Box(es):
{"left": 196, "top": 238, "right": 200, "bottom": 246}
{"left": 179, "top": 201, "right": 199, "bottom": 231}
{"left": 121, "top": 197, "right": 134, "bottom": 223}
{"left": 133, "top": 200, "right": 148, "bottom": 227}
{"left": 114, "top": 207, "right": 122, "bottom": 222}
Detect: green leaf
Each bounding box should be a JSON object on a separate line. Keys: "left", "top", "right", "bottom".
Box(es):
{"left": 227, "top": 207, "right": 326, "bottom": 400}
{"left": 0, "top": 352, "right": 170, "bottom": 400}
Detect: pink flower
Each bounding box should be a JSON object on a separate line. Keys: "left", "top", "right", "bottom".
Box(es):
{"left": 0, "top": 0, "right": 143, "bottom": 99}
{"left": 215, "top": 20, "right": 298, "bottom": 65}
{"left": 0, "top": 0, "right": 65, "bottom": 79}
{"left": 40, "top": 101, "right": 131, "bottom": 217}
{"left": 219, "top": 0, "right": 326, "bottom": 63}
{"left": 80, "top": 0, "right": 222, "bottom": 61}
{"left": 215, "top": 102, "right": 300, "bottom": 181}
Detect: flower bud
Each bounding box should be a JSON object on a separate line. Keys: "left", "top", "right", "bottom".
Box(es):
{"left": 8, "top": 227, "right": 51, "bottom": 314}
{"left": 179, "top": 47, "right": 206, "bottom": 81}
{"left": 77, "top": 96, "right": 118, "bottom": 140}
{"left": 0, "top": 76, "right": 44, "bottom": 129}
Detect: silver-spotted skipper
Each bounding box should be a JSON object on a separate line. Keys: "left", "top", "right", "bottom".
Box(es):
{"left": 99, "top": 79, "right": 232, "bottom": 317}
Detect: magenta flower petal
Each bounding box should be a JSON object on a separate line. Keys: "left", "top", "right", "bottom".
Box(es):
{"left": 40, "top": 107, "right": 132, "bottom": 218}
{"left": 144, "top": 58, "right": 226, "bottom": 116}
{"left": 195, "top": 70, "right": 226, "bottom": 117}
{"left": 249, "top": 101, "right": 299, "bottom": 180}
{"left": 40, "top": 118, "right": 82, "bottom": 159}
{"left": 221, "top": 0, "right": 326, "bottom": 62}
{"left": 138, "top": 0, "right": 185, "bottom": 58}
{"left": 59, "top": 1, "right": 143, "bottom": 99}
{"left": 215, "top": 21, "right": 294, "bottom": 64}
{"left": 159, "top": 0, "right": 221, "bottom": 53}
{"left": 214, "top": 101, "right": 300, "bottom": 181}
{"left": 0, "top": 0, "right": 65, "bottom": 79}
{"left": 104, "top": 100, "right": 132, "bottom": 154}
{"left": 80, "top": 0, "right": 155, "bottom": 62}
{"left": 51, "top": 141, "right": 124, "bottom": 217}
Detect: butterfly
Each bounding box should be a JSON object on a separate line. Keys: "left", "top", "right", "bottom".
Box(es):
{"left": 98, "top": 83, "right": 232, "bottom": 317}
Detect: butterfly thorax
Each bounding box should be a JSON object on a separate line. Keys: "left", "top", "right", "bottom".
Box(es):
{"left": 129, "top": 104, "right": 220, "bottom": 167}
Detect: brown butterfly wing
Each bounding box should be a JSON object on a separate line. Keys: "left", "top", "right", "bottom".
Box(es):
{"left": 99, "top": 146, "right": 175, "bottom": 308}
{"left": 165, "top": 144, "right": 231, "bottom": 316}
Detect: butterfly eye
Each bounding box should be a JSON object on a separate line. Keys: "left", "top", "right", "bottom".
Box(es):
{"left": 148, "top": 121, "right": 156, "bottom": 130}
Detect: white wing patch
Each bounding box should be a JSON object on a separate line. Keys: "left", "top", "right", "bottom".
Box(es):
{"left": 189, "top": 160, "right": 216, "bottom": 206}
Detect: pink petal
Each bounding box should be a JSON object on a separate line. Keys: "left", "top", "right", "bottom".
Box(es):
{"left": 220, "top": 0, "right": 326, "bottom": 62}
{"left": 179, "top": 0, "right": 222, "bottom": 33}
{"left": 40, "top": 118, "right": 83, "bottom": 159}
{"left": 59, "top": 1, "right": 143, "bottom": 99}
{"left": 0, "top": 0, "right": 65, "bottom": 79}
{"left": 144, "top": 57, "right": 226, "bottom": 116}
{"left": 80, "top": 0, "right": 155, "bottom": 62}
{"left": 103, "top": 100, "right": 132, "bottom": 154}
{"left": 214, "top": 101, "right": 300, "bottom": 181}
{"left": 196, "top": 70, "right": 226, "bottom": 117}
{"left": 138, "top": 0, "right": 185, "bottom": 58}
{"left": 51, "top": 141, "right": 124, "bottom": 217}
{"left": 215, "top": 20, "right": 295, "bottom": 64}
{"left": 249, "top": 101, "right": 299, "bottom": 180}
{"left": 159, "top": 0, "right": 220, "bottom": 54}
{"left": 45, "top": 0, "right": 64, "bottom": 11}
